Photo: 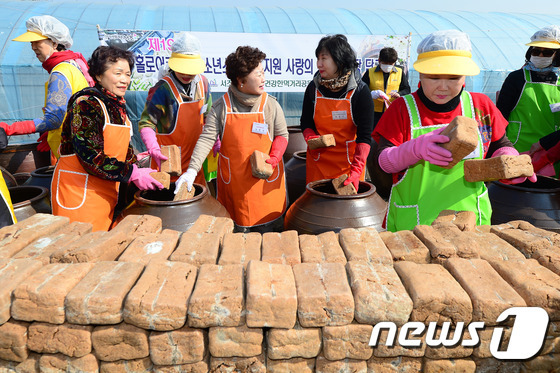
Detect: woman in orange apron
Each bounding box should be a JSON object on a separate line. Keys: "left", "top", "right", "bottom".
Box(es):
{"left": 138, "top": 32, "right": 216, "bottom": 186}
{"left": 175, "top": 46, "right": 289, "bottom": 233}
{"left": 51, "top": 46, "right": 163, "bottom": 232}
{"left": 300, "top": 34, "right": 375, "bottom": 190}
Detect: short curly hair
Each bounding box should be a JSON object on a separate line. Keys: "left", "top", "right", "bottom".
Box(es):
{"left": 225, "top": 46, "right": 266, "bottom": 87}
{"left": 88, "top": 46, "right": 135, "bottom": 82}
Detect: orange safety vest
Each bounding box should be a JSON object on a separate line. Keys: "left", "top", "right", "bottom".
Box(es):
{"left": 216, "top": 92, "right": 287, "bottom": 227}
{"left": 306, "top": 88, "right": 365, "bottom": 184}
{"left": 51, "top": 97, "right": 132, "bottom": 232}
{"left": 152, "top": 76, "right": 206, "bottom": 185}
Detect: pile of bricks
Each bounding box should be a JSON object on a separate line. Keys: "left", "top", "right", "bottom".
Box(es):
{"left": 0, "top": 212, "right": 559, "bottom": 372}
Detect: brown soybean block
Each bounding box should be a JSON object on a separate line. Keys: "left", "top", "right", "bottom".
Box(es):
{"left": 65, "top": 261, "right": 144, "bottom": 325}
{"left": 266, "top": 322, "right": 322, "bottom": 359}
{"left": 100, "top": 358, "right": 153, "bottom": 373}
{"left": 187, "top": 264, "right": 244, "bottom": 328}
{"left": 246, "top": 260, "right": 297, "bottom": 328}
{"left": 464, "top": 155, "right": 534, "bottom": 182}
{"left": 432, "top": 224, "right": 480, "bottom": 259}
{"left": 424, "top": 325, "right": 473, "bottom": 359}
{"left": 261, "top": 230, "right": 301, "bottom": 266}
{"left": 315, "top": 352, "right": 367, "bottom": 373}
{"left": 473, "top": 326, "right": 512, "bottom": 358}
{"left": 110, "top": 213, "right": 163, "bottom": 235}
{"left": 218, "top": 232, "right": 262, "bottom": 269}
{"left": 490, "top": 220, "right": 555, "bottom": 257}
{"left": 346, "top": 261, "right": 412, "bottom": 326}
{"left": 39, "top": 353, "right": 99, "bottom": 373}
{"left": 149, "top": 326, "right": 206, "bottom": 365}
{"left": 292, "top": 262, "right": 354, "bottom": 327}
{"left": 366, "top": 356, "right": 422, "bottom": 372}
{"left": 250, "top": 150, "right": 273, "bottom": 179}
{"left": 322, "top": 323, "right": 374, "bottom": 360}
{"left": 13, "top": 221, "right": 93, "bottom": 264}
{"left": 432, "top": 210, "right": 477, "bottom": 232}
{"left": 332, "top": 174, "right": 357, "bottom": 196}
{"left": 187, "top": 214, "right": 234, "bottom": 238}
{"left": 438, "top": 115, "right": 479, "bottom": 169}
{"left": 27, "top": 322, "right": 93, "bottom": 357}
{"left": 11, "top": 263, "right": 94, "bottom": 324}
{"left": 0, "top": 259, "right": 43, "bottom": 325}
{"left": 92, "top": 323, "right": 149, "bottom": 362}
{"left": 118, "top": 230, "right": 180, "bottom": 264}
{"left": 299, "top": 231, "right": 347, "bottom": 264}
{"left": 0, "top": 352, "right": 40, "bottom": 372}
{"left": 209, "top": 354, "right": 265, "bottom": 373}
{"left": 489, "top": 258, "right": 560, "bottom": 320}
{"left": 153, "top": 360, "right": 209, "bottom": 373}
{"left": 443, "top": 258, "right": 526, "bottom": 324}
{"left": 379, "top": 230, "right": 431, "bottom": 264}
{"left": 160, "top": 145, "right": 182, "bottom": 175}
{"left": 169, "top": 232, "right": 221, "bottom": 267}
{"left": 522, "top": 354, "right": 560, "bottom": 372}
{"left": 266, "top": 356, "right": 315, "bottom": 373}
{"left": 393, "top": 261, "right": 473, "bottom": 324}
{"left": 173, "top": 182, "right": 195, "bottom": 201}
{"left": 0, "top": 214, "right": 69, "bottom": 259}
{"left": 0, "top": 320, "right": 29, "bottom": 362}
{"left": 371, "top": 328, "right": 426, "bottom": 358}
{"left": 473, "top": 358, "right": 522, "bottom": 373}
{"left": 463, "top": 231, "right": 526, "bottom": 262}
{"left": 307, "top": 134, "right": 335, "bottom": 150}
{"left": 124, "top": 260, "right": 196, "bottom": 331}
{"left": 150, "top": 171, "right": 171, "bottom": 189}
{"left": 339, "top": 227, "right": 393, "bottom": 265}
{"left": 50, "top": 229, "right": 132, "bottom": 263}
{"left": 423, "top": 358, "right": 476, "bottom": 373}
{"left": 413, "top": 225, "right": 457, "bottom": 261}
{"left": 534, "top": 248, "right": 560, "bottom": 276}
{"left": 208, "top": 324, "right": 263, "bottom": 358}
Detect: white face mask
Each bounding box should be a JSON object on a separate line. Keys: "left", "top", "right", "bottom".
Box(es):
{"left": 530, "top": 55, "right": 554, "bottom": 69}
{"left": 380, "top": 64, "right": 394, "bottom": 73}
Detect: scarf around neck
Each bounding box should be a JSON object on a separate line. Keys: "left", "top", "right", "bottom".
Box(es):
{"left": 318, "top": 71, "right": 351, "bottom": 91}
{"left": 43, "top": 50, "right": 95, "bottom": 87}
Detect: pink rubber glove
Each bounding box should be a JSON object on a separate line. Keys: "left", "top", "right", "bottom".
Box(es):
{"left": 303, "top": 128, "right": 324, "bottom": 159}
{"left": 343, "top": 142, "right": 370, "bottom": 190}
{"left": 129, "top": 164, "right": 164, "bottom": 191}
{"left": 266, "top": 136, "right": 288, "bottom": 170}
{"left": 140, "top": 127, "right": 168, "bottom": 169}
{"left": 0, "top": 120, "right": 36, "bottom": 136}
{"left": 212, "top": 137, "right": 221, "bottom": 157}
{"left": 493, "top": 147, "right": 537, "bottom": 184}
{"left": 37, "top": 132, "right": 50, "bottom": 152}
{"left": 378, "top": 127, "right": 452, "bottom": 173}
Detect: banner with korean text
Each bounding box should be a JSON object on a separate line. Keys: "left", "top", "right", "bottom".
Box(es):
{"left": 97, "top": 28, "right": 411, "bottom": 93}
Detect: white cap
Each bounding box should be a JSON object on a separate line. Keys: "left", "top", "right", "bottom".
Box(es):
{"left": 13, "top": 15, "right": 73, "bottom": 49}
{"left": 526, "top": 25, "right": 560, "bottom": 49}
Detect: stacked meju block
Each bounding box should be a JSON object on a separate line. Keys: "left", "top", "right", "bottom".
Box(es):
{"left": 0, "top": 211, "right": 559, "bottom": 372}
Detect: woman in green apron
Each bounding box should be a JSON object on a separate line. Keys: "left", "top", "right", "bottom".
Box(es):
{"left": 373, "top": 30, "right": 537, "bottom": 232}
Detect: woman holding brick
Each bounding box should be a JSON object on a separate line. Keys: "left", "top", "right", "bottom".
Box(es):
{"left": 175, "top": 46, "right": 289, "bottom": 233}
{"left": 373, "top": 30, "right": 536, "bottom": 232}
{"left": 299, "top": 34, "right": 374, "bottom": 190}
{"left": 51, "top": 46, "right": 163, "bottom": 232}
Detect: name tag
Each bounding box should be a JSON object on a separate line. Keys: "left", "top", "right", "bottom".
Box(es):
{"left": 332, "top": 110, "right": 347, "bottom": 120}
{"left": 550, "top": 103, "right": 560, "bottom": 113}
{"left": 200, "top": 104, "right": 208, "bottom": 115}
{"left": 252, "top": 122, "right": 268, "bottom": 135}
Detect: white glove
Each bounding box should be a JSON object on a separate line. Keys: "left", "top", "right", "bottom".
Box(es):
{"left": 175, "top": 167, "right": 197, "bottom": 193}
{"left": 371, "top": 90, "right": 389, "bottom": 100}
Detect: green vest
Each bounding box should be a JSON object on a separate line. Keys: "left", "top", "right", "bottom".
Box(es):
{"left": 386, "top": 91, "right": 492, "bottom": 232}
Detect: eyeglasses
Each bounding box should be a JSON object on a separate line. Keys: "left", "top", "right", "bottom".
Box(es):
{"left": 531, "top": 48, "right": 556, "bottom": 57}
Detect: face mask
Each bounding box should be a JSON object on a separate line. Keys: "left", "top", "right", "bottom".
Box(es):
{"left": 380, "top": 64, "right": 394, "bottom": 73}
{"left": 530, "top": 55, "right": 554, "bottom": 69}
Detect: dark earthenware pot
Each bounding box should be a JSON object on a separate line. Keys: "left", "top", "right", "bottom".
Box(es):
{"left": 122, "top": 183, "right": 230, "bottom": 232}
{"left": 13, "top": 173, "right": 31, "bottom": 186}
{"left": 8, "top": 185, "right": 51, "bottom": 221}
{"left": 284, "top": 179, "right": 388, "bottom": 234}
{"left": 23, "top": 165, "right": 55, "bottom": 193}
{"left": 0, "top": 142, "right": 50, "bottom": 174}
{"left": 0, "top": 166, "right": 17, "bottom": 188}
{"left": 488, "top": 175, "right": 560, "bottom": 232}
{"left": 284, "top": 127, "right": 307, "bottom": 162}
{"left": 284, "top": 150, "right": 307, "bottom": 207}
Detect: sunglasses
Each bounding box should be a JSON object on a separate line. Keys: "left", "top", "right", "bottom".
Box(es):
{"left": 531, "top": 48, "right": 556, "bottom": 57}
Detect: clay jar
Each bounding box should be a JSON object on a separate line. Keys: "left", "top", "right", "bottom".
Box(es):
{"left": 284, "top": 127, "right": 307, "bottom": 162}
{"left": 284, "top": 150, "right": 307, "bottom": 207}
{"left": 284, "top": 179, "right": 388, "bottom": 234}
{"left": 23, "top": 165, "right": 55, "bottom": 194}
{"left": 8, "top": 185, "right": 51, "bottom": 221}
{"left": 122, "top": 183, "right": 230, "bottom": 232}
{"left": 488, "top": 175, "right": 560, "bottom": 232}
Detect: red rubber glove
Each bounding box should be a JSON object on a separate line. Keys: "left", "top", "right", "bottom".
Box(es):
{"left": 0, "top": 120, "right": 36, "bottom": 136}
{"left": 303, "top": 128, "right": 323, "bottom": 159}
{"left": 265, "top": 136, "right": 288, "bottom": 170}
{"left": 531, "top": 149, "right": 552, "bottom": 173}
{"left": 140, "top": 128, "right": 168, "bottom": 169}
{"left": 492, "top": 147, "right": 537, "bottom": 184}
{"left": 343, "top": 142, "right": 371, "bottom": 190}
{"left": 37, "top": 132, "right": 50, "bottom": 152}
{"left": 129, "top": 164, "right": 164, "bottom": 191}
